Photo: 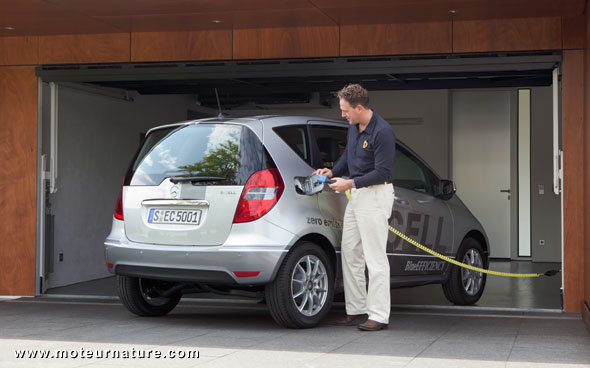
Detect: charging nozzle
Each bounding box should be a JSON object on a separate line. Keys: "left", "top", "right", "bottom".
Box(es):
{"left": 294, "top": 174, "right": 334, "bottom": 195}
{"left": 316, "top": 175, "right": 335, "bottom": 184}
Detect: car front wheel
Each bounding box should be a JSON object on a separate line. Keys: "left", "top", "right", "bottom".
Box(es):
{"left": 117, "top": 275, "right": 181, "bottom": 316}
{"left": 442, "top": 237, "right": 487, "bottom": 305}
{"left": 265, "top": 241, "right": 334, "bottom": 328}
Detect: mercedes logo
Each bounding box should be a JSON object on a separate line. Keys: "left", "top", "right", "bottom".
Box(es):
{"left": 170, "top": 186, "right": 179, "bottom": 198}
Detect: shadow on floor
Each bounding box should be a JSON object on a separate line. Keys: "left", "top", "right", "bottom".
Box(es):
{"left": 46, "top": 261, "right": 562, "bottom": 310}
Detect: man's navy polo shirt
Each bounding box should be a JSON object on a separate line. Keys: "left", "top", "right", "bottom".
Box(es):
{"left": 331, "top": 109, "right": 396, "bottom": 188}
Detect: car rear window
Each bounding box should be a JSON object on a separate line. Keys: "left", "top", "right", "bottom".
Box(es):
{"left": 125, "top": 124, "right": 263, "bottom": 186}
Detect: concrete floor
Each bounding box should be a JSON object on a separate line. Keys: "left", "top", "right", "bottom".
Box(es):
{"left": 47, "top": 261, "right": 563, "bottom": 311}
{"left": 389, "top": 261, "right": 562, "bottom": 310}
{"left": 0, "top": 297, "right": 587, "bottom": 368}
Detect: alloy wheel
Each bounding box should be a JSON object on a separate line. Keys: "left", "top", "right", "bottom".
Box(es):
{"left": 461, "top": 249, "right": 484, "bottom": 296}
{"left": 291, "top": 255, "right": 329, "bottom": 317}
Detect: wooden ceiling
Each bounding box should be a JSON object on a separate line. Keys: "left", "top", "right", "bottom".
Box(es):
{"left": 0, "top": 0, "right": 585, "bottom": 36}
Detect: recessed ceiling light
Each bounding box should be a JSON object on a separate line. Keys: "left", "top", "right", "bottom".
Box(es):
{"left": 212, "top": 20, "right": 221, "bottom": 24}
{"left": 5, "top": 26, "right": 15, "bottom": 30}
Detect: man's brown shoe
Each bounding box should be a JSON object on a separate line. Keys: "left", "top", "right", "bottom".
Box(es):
{"left": 331, "top": 314, "right": 368, "bottom": 326}
{"left": 358, "top": 319, "right": 388, "bottom": 331}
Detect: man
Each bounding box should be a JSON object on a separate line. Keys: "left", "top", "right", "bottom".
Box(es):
{"left": 314, "top": 84, "right": 396, "bottom": 331}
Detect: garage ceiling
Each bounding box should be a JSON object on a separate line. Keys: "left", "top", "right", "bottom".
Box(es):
{"left": 93, "top": 68, "right": 556, "bottom": 109}
{"left": 38, "top": 53, "right": 560, "bottom": 108}
{"left": 0, "top": 0, "right": 585, "bottom": 36}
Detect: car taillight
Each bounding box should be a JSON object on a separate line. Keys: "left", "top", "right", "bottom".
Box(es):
{"left": 114, "top": 183, "right": 124, "bottom": 220}
{"left": 233, "top": 169, "right": 284, "bottom": 223}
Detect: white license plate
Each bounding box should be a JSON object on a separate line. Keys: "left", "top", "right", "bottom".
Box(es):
{"left": 148, "top": 208, "right": 201, "bottom": 225}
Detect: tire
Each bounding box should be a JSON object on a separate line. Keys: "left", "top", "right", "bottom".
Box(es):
{"left": 265, "top": 241, "right": 335, "bottom": 329}
{"left": 442, "top": 237, "right": 487, "bottom": 305}
{"left": 117, "top": 275, "right": 181, "bottom": 316}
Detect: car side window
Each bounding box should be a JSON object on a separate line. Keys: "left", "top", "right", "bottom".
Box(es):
{"left": 273, "top": 125, "right": 311, "bottom": 165}
{"left": 310, "top": 126, "right": 347, "bottom": 168}
{"left": 393, "top": 147, "right": 432, "bottom": 194}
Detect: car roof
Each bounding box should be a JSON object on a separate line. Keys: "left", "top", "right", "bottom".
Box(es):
{"left": 145, "top": 115, "right": 347, "bottom": 135}
{"left": 144, "top": 115, "right": 443, "bottom": 180}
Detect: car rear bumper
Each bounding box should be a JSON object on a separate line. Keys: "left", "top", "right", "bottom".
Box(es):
{"left": 104, "top": 218, "right": 295, "bottom": 285}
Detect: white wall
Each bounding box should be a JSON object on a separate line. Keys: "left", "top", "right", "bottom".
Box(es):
{"left": 530, "top": 86, "right": 562, "bottom": 262}
{"left": 46, "top": 85, "right": 195, "bottom": 289}
{"left": 372, "top": 90, "right": 450, "bottom": 178}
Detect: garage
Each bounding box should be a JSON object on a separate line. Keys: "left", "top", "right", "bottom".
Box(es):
{"left": 0, "top": 0, "right": 588, "bottom": 332}
{"left": 35, "top": 52, "right": 563, "bottom": 311}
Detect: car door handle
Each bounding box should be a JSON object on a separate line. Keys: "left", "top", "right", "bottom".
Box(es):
{"left": 394, "top": 196, "right": 409, "bottom": 206}
{"left": 415, "top": 195, "right": 435, "bottom": 204}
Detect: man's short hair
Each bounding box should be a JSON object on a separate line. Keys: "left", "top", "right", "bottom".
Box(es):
{"left": 337, "top": 84, "right": 370, "bottom": 108}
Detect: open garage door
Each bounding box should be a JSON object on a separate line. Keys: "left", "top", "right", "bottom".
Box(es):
{"left": 35, "top": 52, "right": 563, "bottom": 311}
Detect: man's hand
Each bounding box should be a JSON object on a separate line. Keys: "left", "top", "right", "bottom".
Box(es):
{"left": 313, "top": 168, "right": 333, "bottom": 178}
{"left": 329, "top": 177, "right": 354, "bottom": 192}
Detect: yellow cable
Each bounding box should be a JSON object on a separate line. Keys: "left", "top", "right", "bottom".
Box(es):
{"left": 344, "top": 190, "right": 557, "bottom": 278}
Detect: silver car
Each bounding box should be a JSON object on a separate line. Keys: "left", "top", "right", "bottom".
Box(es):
{"left": 104, "top": 115, "right": 489, "bottom": 328}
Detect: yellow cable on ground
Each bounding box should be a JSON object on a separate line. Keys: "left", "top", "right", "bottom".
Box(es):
{"left": 344, "top": 190, "right": 558, "bottom": 278}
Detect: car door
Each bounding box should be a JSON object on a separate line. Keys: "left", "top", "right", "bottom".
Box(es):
{"left": 309, "top": 123, "right": 349, "bottom": 249}
{"left": 389, "top": 145, "right": 454, "bottom": 277}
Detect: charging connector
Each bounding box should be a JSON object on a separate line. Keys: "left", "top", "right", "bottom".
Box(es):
{"left": 316, "top": 175, "right": 335, "bottom": 184}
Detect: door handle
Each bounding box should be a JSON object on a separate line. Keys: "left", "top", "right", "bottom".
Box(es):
{"left": 416, "top": 197, "right": 434, "bottom": 204}
{"left": 394, "top": 196, "right": 409, "bottom": 206}
{"left": 500, "top": 189, "right": 511, "bottom": 193}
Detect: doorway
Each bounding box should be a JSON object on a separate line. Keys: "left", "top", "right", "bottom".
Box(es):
{"left": 451, "top": 90, "right": 512, "bottom": 259}
{"left": 36, "top": 53, "right": 564, "bottom": 311}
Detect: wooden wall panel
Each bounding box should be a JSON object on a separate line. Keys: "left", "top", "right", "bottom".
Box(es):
{"left": 39, "top": 33, "right": 130, "bottom": 64}
{"left": 314, "top": 0, "right": 585, "bottom": 22}
{"left": 562, "top": 50, "right": 585, "bottom": 313}
{"left": 0, "top": 36, "right": 39, "bottom": 65}
{"left": 562, "top": 15, "right": 585, "bottom": 50}
{"left": 233, "top": 26, "right": 338, "bottom": 59}
{"left": 340, "top": 22, "right": 451, "bottom": 56}
{"left": 36, "top": 0, "right": 315, "bottom": 17}
{"left": 454, "top": 17, "right": 562, "bottom": 53}
{"left": 132, "top": 30, "right": 232, "bottom": 62}
{"left": 0, "top": 67, "right": 37, "bottom": 296}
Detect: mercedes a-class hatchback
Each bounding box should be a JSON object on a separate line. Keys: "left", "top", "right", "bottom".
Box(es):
{"left": 104, "top": 115, "right": 489, "bottom": 328}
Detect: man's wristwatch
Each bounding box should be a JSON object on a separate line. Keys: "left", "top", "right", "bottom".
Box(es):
{"left": 351, "top": 180, "right": 356, "bottom": 189}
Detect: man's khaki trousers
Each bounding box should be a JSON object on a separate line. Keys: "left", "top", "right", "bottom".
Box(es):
{"left": 341, "top": 183, "right": 395, "bottom": 324}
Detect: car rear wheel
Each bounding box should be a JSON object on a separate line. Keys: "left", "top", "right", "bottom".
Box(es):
{"left": 442, "top": 237, "right": 487, "bottom": 305}
{"left": 265, "top": 241, "right": 334, "bottom": 328}
{"left": 117, "top": 275, "right": 181, "bottom": 316}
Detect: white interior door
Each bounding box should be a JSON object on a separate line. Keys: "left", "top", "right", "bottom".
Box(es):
{"left": 452, "top": 90, "right": 511, "bottom": 258}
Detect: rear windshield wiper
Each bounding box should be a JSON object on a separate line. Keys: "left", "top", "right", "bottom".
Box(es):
{"left": 169, "top": 176, "right": 225, "bottom": 184}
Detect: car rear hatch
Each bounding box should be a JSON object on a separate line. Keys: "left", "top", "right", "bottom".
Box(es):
{"left": 122, "top": 122, "right": 264, "bottom": 246}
